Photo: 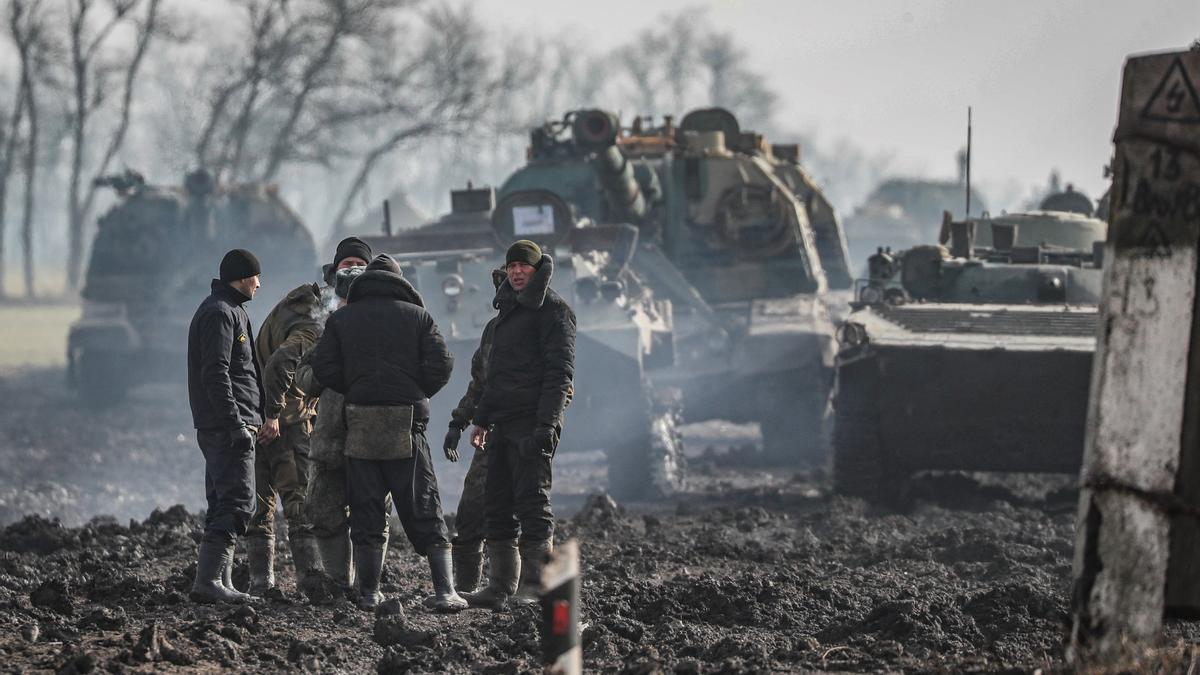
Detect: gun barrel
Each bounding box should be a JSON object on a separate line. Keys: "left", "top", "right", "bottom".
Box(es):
{"left": 595, "top": 144, "right": 646, "bottom": 223}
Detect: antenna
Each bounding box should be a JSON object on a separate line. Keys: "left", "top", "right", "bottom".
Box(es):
{"left": 382, "top": 199, "right": 393, "bottom": 236}
{"left": 965, "top": 107, "right": 972, "bottom": 217}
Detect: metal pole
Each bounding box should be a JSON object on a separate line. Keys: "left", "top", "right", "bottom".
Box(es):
{"left": 383, "top": 199, "right": 393, "bottom": 237}
{"left": 966, "top": 107, "right": 972, "bottom": 217}
{"left": 541, "top": 540, "right": 581, "bottom": 675}
{"left": 1069, "top": 49, "right": 1200, "bottom": 662}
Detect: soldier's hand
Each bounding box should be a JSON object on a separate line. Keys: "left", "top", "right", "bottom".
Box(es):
{"left": 231, "top": 425, "right": 256, "bottom": 453}
{"left": 258, "top": 418, "right": 281, "bottom": 445}
{"left": 443, "top": 426, "right": 462, "bottom": 462}
{"left": 469, "top": 426, "right": 488, "bottom": 451}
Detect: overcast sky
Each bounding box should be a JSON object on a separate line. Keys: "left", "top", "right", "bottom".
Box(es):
{"left": 472, "top": 0, "right": 1198, "bottom": 205}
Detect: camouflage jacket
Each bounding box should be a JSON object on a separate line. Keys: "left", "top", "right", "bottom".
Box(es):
{"left": 255, "top": 283, "right": 324, "bottom": 424}
{"left": 296, "top": 350, "right": 345, "bottom": 465}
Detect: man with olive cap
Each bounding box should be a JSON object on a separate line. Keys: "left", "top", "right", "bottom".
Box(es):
{"left": 242, "top": 236, "right": 372, "bottom": 597}
{"left": 187, "top": 248, "right": 266, "bottom": 603}
{"left": 460, "top": 240, "right": 576, "bottom": 609}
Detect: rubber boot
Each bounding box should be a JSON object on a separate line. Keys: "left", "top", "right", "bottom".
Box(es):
{"left": 463, "top": 539, "right": 519, "bottom": 610}
{"left": 354, "top": 543, "right": 386, "bottom": 611}
{"left": 424, "top": 545, "right": 468, "bottom": 612}
{"left": 289, "top": 533, "right": 322, "bottom": 588}
{"left": 511, "top": 538, "right": 552, "bottom": 606}
{"left": 317, "top": 531, "right": 354, "bottom": 589}
{"left": 190, "top": 537, "right": 250, "bottom": 604}
{"left": 246, "top": 534, "right": 276, "bottom": 596}
{"left": 453, "top": 541, "right": 485, "bottom": 594}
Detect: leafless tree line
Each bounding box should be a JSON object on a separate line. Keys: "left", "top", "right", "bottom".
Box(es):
{"left": 0, "top": 2, "right": 888, "bottom": 300}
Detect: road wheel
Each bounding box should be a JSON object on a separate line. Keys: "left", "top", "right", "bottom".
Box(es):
{"left": 605, "top": 388, "right": 686, "bottom": 501}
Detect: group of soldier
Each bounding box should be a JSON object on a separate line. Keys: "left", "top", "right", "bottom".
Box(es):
{"left": 184, "top": 236, "right": 577, "bottom": 614}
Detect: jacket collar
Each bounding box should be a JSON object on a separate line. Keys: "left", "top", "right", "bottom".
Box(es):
{"left": 211, "top": 278, "right": 250, "bottom": 305}
{"left": 347, "top": 269, "right": 425, "bottom": 307}
{"left": 282, "top": 283, "right": 322, "bottom": 313}
{"left": 494, "top": 254, "right": 553, "bottom": 310}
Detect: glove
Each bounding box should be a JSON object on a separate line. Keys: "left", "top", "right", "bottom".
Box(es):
{"left": 528, "top": 424, "right": 558, "bottom": 459}
{"left": 231, "top": 425, "right": 256, "bottom": 453}
{"left": 443, "top": 426, "right": 462, "bottom": 462}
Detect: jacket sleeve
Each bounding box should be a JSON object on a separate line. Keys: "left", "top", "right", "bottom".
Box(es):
{"left": 293, "top": 348, "right": 324, "bottom": 399}
{"left": 535, "top": 302, "right": 576, "bottom": 427}
{"left": 310, "top": 319, "right": 347, "bottom": 394}
{"left": 449, "top": 343, "right": 487, "bottom": 430}
{"left": 418, "top": 313, "right": 454, "bottom": 399}
{"left": 198, "top": 308, "right": 244, "bottom": 430}
{"left": 261, "top": 322, "right": 321, "bottom": 419}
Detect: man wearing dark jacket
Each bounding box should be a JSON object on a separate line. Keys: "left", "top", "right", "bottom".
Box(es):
{"left": 310, "top": 254, "right": 466, "bottom": 612}
{"left": 187, "top": 248, "right": 266, "bottom": 604}
{"left": 463, "top": 240, "right": 576, "bottom": 609}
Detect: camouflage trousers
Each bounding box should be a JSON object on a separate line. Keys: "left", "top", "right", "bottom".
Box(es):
{"left": 246, "top": 419, "right": 313, "bottom": 539}
{"left": 452, "top": 447, "right": 489, "bottom": 549}
{"left": 305, "top": 457, "right": 392, "bottom": 540}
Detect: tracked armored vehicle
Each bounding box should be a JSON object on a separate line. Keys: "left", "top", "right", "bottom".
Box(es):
{"left": 832, "top": 205, "right": 1107, "bottom": 502}
{"left": 361, "top": 185, "right": 682, "bottom": 499}
{"left": 69, "top": 170, "right": 318, "bottom": 404}
{"left": 496, "top": 108, "right": 851, "bottom": 465}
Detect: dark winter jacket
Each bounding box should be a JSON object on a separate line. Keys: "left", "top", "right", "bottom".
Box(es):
{"left": 309, "top": 268, "right": 453, "bottom": 422}
{"left": 474, "top": 255, "right": 576, "bottom": 427}
{"left": 188, "top": 279, "right": 264, "bottom": 431}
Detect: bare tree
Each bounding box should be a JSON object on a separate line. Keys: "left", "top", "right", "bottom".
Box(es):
{"left": 64, "top": 0, "right": 165, "bottom": 291}
{"left": 9, "top": 0, "right": 55, "bottom": 298}
{"left": 0, "top": 63, "right": 30, "bottom": 299}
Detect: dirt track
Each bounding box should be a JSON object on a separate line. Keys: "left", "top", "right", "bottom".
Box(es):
{"left": 0, "top": 367, "right": 1193, "bottom": 672}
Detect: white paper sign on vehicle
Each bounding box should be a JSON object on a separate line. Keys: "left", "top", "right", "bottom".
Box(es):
{"left": 512, "top": 205, "right": 555, "bottom": 236}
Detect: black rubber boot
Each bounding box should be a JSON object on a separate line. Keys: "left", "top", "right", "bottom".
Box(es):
{"left": 191, "top": 537, "right": 251, "bottom": 604}
{"left": 317, "top": 531, "right": 354, "bottom": 589}
{"left": 463, "top": 539, "right": 519, "bottom": 610}
{"left": 289, "top": 533, "right": 322, "bottom": 588}
{"left": 246, "top": 534, "right": 276, "bottom": 596}
{"left": 354, "top": 543, "right": 386, "bottom": 611}
{"left": 511, "top": 538, "right": 552, "bottom": 606}
{"left": 453, "top": 541, "right": 484, "bottom": 594}
{"left": 425, "top": 545, "right": 467, "bottom": 613}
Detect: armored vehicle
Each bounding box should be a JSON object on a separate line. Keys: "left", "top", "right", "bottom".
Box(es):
{"left": 832, "top": 206, "right": 1107, "bottom": 502}
{"left": 69, "top": 170, "right": 318, "bottom": 404}
{"left": 361, "top": 185, "right": 683, "bottom": 499}
{"left": 492, "top": 107, "right": 851, "bottom": 465}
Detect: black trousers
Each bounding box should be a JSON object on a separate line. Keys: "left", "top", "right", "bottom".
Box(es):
{"left": 484, "top": 416, "right": 554, "bottom": 543}
{"left": 346, "top": 432, "right": 449, "bottom": 555}
{"left": 196, "top": 428, "right": 255, "bottom": 540}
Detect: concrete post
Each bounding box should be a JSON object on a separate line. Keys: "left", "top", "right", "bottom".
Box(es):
{"left": 1069, "top": 48, "right": 1200, "bottom": 661}
{"left": 540, "top": 540, "right": 581, "bottom": 675}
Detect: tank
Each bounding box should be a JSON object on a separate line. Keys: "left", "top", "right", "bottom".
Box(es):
{"left": 68, "top": 170, "right": 319, "bottom": 404}
{"left": 499, "top": 108, "right": 852, "bottom": 465}
{"left": 832, "top": 205, "right": 1108, "bottom": 503}
{"left": 361, "top": 185, "right": 684, "bottom": 499}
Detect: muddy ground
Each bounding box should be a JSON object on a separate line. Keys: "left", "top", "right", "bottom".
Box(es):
{"left": 1, "top": 367, "right": 1198, "bottom": 673}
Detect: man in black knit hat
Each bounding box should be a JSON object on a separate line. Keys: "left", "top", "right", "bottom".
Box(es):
{"left": 187, "top": 248, "right": 266, "bottom": 603}
{"left": 311, "top": 254, "right": 465, "bottom": 612}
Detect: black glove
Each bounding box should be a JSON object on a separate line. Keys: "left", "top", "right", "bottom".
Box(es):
{"left": 231, "top": 425, "right": 255, "bottom": 453}
{"left": 443, "top": 426, "right": 462, "bottom": 462}
{"left": 526, "top": 424, "right": 558, "bottom": 459}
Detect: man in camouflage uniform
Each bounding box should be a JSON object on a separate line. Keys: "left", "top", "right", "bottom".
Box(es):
{"left": 244, "top": 278, "right": 325, "bottom": 596}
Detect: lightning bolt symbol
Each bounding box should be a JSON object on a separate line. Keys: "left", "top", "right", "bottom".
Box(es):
{"left": 1167, "top": 81, "right": 1186, "bottom": 113}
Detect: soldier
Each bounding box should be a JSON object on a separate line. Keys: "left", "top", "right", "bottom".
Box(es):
{"left": 310, "top": 254, "right": 465, "bottom": 612}
{"left": 186, "top": 248, "right": 265, "bottom": 604}
{"left": 462, "top": 241, "right": 576, "bottom": 609}
{"left": 442, "top": 269, "right": 505, "bottom": 594}
{"left": 242, "top": 242, "right": 372, "bottom": 595}
{"left": 295, "top": 238, "right": 373, "bottom": 590}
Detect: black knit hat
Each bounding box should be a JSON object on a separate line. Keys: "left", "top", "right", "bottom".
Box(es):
{"left": 365, "top": 253, "right": 401, "bottom": 275}
{"left": 219, "top": 248, "right": 261, "bottom": 282}
{"left": 506, "top": 240, "right": 541, "bottom": 267}
{"left": 334, "top": 237, "right": 372, "bottom": 268}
